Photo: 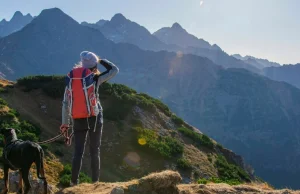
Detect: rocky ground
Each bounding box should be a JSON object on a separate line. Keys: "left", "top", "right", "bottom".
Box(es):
{"left": 58, "top": 171, "right": 300, "bottom": 194}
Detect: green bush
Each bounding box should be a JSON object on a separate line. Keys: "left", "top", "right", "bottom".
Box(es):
{"left": 0, "top": 97, "right": 40, "bottom": 143}
{"left": 215, "top": 155, "right": 250, "bottom": 183}
{"left": 135, "top": 127, "right": 183, "bottom": 158}
{"left": 59, "top": 164, "right": 92, "bottom": 186}
{"left": 0, "top": 88, "right": 8, "bottom": 93}
{"left": 171, "top": 114, "right": 184, "bottom": 126}
{"left": 178, "top": 127, "right": 214, "bottom": 149}
{"left": 0, "top": 98, "right": 8, "bottom": 106}
{"left": 177, "top": 157, "right": 192, "bottom": 170}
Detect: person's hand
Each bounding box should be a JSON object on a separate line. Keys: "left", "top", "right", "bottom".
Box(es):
{"left": 60, "top": 124, "right": 69, "bottom": 134}
{"left": 93, "top": 69, "right": 101, "bottom": 75}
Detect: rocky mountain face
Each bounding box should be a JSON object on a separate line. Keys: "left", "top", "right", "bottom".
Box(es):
{"left": 232, "top": 54, "right": 281, "bottom": 69}
{"left": 1, "top": 8, "right": 300, "bottom": 189}
{"left": 82, "top": 13, "right": 171, "bottom": 52}
{"left": 82, "top": 14, "right": 260, "bottom": 73}
{"left": 0, "top": 11, "right": 33, "bottom": 37}
{"left": 263, "top": 63, "right": 300, "bottom": 89}
{"left": 153, "top": 22, "right": 213, "bottom": 49}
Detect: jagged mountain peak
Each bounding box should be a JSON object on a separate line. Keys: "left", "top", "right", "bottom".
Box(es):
{"left": 12, "top": 11, "right": 23, "bottom": 18}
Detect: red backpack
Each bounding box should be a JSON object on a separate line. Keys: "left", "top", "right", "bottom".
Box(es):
{"left": 65, "top": 67, "right": 99, "bottom": 119}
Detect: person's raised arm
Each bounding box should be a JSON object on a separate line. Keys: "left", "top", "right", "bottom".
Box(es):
{"left": 96, "top": 59, "right": 119, "bottom": 86}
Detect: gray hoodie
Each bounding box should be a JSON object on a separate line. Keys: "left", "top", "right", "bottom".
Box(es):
{"left": 61, "top": 59, "right": 119, "bottom": 125}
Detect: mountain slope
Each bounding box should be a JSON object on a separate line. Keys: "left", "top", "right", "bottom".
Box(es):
{"left": 263, "top": 63, "right": 300, "bottom": 89}
{"left": 0, "top": 77, "right": 255, "bottom": 187}
{"left": 0, "top": 11, "right": 33, "bottom": 37}
{"left": 153, "top": 23, "right": 212, "bottom": 49}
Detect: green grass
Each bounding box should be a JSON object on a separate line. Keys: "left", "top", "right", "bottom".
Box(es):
{"left": 197, "top": 177, "right": 241, "bottom": 185}
{"left": 178, "top": 127, "right": 214, "bottom": 149}
{"left": 135, "top": 127, "right": 183, "bottom": 158}
{"left": 59, "top": 164, "right": 92, "bottom": 186}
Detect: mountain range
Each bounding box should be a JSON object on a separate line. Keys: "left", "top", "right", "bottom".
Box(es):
{"left": 232, "top": 54, "right": 281, "bottom": 69}
{"left": 82, "top": 14, "right": 262, "bottom": 73}
{"left": 0, "top": 11, "right": 33, "bottom": 38}
{"left": 1, "top": 8, "right": 300, "bottom": 189}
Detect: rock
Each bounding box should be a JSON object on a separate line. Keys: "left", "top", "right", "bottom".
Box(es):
{"left": 111, "top": 187, "right": 125, "bottom": 194}
{"left": 7, "top": 171, "right": 54, "bottom": 194}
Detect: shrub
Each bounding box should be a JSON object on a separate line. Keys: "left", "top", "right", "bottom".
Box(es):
{"left": 135, "top": 127, "right": 183, "bottom": 158}
{"left": 178, "top": 127, "right": 214, "bottom": 149}
{"left": 171, "top": 114, "right": 184, "bottom": 126}
{"left": 0, "top": 88, "right": 8, "bottom": 93}
{"left": 59, "top": 164, "right": 92, "bottom": 186}
{"left": 177, "top": 157, "right": 192, "bottom": 170}
{"left": 0, "top": 98, "right": 40, "bottom": 143}
{"left": 215, "top": 155, "right": 251, "bottom": 183}
{"left": 0, "top": 98, "right": 8, "bottom": 106}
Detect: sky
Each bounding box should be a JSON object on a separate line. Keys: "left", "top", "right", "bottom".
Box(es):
{"left": 0, "top": 0, "right": 299, "bottom": 65}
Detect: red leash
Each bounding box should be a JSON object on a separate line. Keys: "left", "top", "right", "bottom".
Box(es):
{"left": 37, "top": 127, "right": 74, "bottom": 146}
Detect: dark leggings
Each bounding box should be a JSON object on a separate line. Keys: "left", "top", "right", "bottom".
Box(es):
{"left": 71, "top": 113, "right": 103, "bottom": 184}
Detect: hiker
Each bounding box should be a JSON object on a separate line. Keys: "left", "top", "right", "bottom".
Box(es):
{"left": 60, "top": 51, "right": 119, "bottom": 186}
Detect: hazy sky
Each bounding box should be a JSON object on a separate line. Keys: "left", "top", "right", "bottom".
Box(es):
{"left": 0, "top": 0, "right": 299, "bottom": 64}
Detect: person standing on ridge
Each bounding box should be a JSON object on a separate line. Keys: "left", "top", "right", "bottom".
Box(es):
{"left": 60, "top": 51, "right": 119, "bottom": 186}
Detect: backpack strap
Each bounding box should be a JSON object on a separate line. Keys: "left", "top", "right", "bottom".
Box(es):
{"left": 82, "top": 68, "right": 91, "bottom": 116}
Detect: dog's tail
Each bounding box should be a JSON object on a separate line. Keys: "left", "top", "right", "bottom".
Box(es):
{"left": 35, "top": 146, "right": 48, "bottom": 194}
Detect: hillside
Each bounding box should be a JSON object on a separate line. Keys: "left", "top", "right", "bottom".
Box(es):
{"left": 0, "top": 76, "right": 256, "bottom": 189}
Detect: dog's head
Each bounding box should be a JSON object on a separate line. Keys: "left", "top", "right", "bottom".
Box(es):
{"left": 0, "top": 128, "right": 18, "bottom": 145}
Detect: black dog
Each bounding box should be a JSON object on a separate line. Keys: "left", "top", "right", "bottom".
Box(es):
{"left": 0, "top": 128, "right": 47, "bottom": 194}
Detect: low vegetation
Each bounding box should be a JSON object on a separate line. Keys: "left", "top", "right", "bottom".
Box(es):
{"left": 0, "top": 97, "right": 41, "bottom": 143}
{"left": 17, "top": 76, "right": 172, "bottom": 119}
{"left": 59, "top": 164, "right": 91, "bottom": 186}
{"left": 178, "top": 127, "right": 214, "bottom": 149}
{"left": 176, "top": 157, "right": 192, "bottom": 170}
{"left": 135, "top": 127, "right": 183, "bottom": 158}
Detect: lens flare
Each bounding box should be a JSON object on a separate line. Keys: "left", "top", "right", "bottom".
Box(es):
{"left": 123, "top": 152, "right": 141, "bottom": 168}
